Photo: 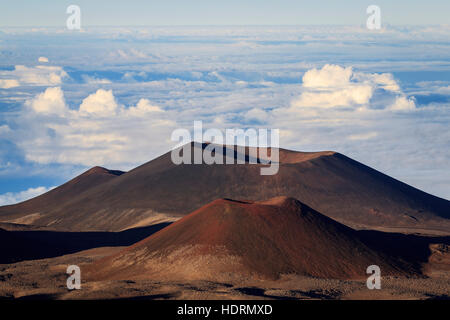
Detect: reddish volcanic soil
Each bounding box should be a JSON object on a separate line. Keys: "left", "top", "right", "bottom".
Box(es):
{"left": 86, "top": 197, "right": 419, "bottom": 281}
{"left": 1, "top": 143, "right": 449, "bottom": 233}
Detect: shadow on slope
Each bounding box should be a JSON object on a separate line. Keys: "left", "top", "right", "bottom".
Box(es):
{"left": 0, "top": 222, "right": 171, "bottom": 264}
{"left": 358, "top": 230, "right": 450, "bottom": 269}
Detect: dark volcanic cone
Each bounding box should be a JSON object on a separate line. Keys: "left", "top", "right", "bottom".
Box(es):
{"left": 1, "top": 143, "right": 449, "bottom": 233}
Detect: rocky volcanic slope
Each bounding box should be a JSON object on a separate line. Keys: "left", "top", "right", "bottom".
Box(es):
{"left": 0, "top": 166, "right": 124, "bottom": 227}
{"left": 1, "top": 143, "right": 449, "bottom": 233}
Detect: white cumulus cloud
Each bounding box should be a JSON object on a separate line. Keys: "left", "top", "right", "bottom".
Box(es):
{"left": 26, "top": 87, "right": 67, "bottom": 115}
{"left": 301, "top": 64, "right": 353, "bottom": 88}
{"left": 389, "top": 96, "right": 416, "bottom": 111}
{"left": 79, "top": 89, "right": 119, "bottom": 116}
{"left": 293, "top": 86, "right": 373, "bottom": 108}
{"left": 127, "top": 98, "right": 163, "bottom": 116}
{"left": 290, "top": 64, "right": 413, "bottom": 111}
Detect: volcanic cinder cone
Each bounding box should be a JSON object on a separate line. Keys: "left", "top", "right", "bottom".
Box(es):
{"left": 1, "top": 143, "right": 449, "bottom": 233}
{"left": 86, "top": 197, "right": 418, "bottom": 281}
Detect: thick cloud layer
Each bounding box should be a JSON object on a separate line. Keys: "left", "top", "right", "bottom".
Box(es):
{"left": 0, "top": 26, "right": 449, "bottom": 199}
{"left": 12, "top": 87, "right": 175, "bottom": 167}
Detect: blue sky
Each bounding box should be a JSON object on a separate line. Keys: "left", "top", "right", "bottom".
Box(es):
{"left": 0, "top": 4, "right": 449, "bottom": 204}
{"left": 0, "top": 1, "right": 449, "bottom": 26}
